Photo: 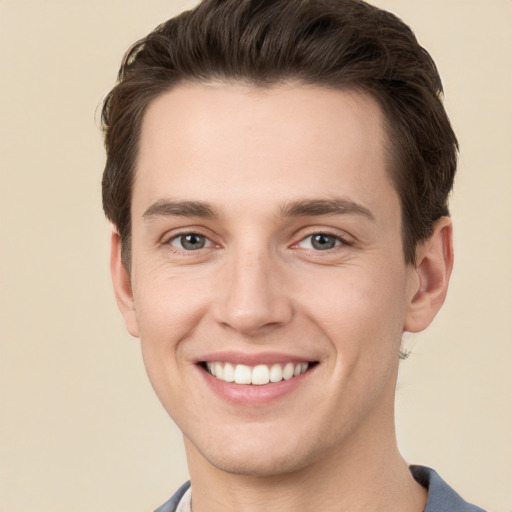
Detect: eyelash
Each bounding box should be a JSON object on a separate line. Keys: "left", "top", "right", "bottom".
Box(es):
{"left": 166, "top": 232, "right": 214, "bottom": 252}
{"left": 164, "top": 230, "right": 352, "bottom": 253}
{"left": 294, "top": 232, "right": 353, "bottom": 252}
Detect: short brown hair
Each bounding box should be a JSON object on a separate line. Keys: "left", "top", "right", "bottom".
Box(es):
{"left": 101, "top": 0, "right": 458, "bottom": 268}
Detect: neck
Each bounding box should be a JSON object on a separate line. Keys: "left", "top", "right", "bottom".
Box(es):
{"left": 183, "top": 397, "right": 427, "bottom": 512}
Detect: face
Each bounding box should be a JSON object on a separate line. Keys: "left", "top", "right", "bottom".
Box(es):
{"left": 112, "top": 82, "right": 436, "bottom": 477}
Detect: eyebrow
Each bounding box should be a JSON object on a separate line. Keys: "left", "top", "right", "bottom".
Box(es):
{"left": 142, "top": 197, "right": 374, "bottom": 222}
{"left": 143, "top": 199, "right": 219, "bottom": 220}
{"left": 280, "top": 198, "right": 375, "bottom": 220}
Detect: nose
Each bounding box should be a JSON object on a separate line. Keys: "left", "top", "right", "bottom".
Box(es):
{"left": 212, "top": 247, "right": 294, "bottom": 336}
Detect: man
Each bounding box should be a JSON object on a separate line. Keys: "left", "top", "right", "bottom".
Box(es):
{"left": 101, "top": 0, "right": 485, "bottom": 510}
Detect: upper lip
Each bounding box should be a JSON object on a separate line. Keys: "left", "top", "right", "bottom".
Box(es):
{"left": 196, "top": 351, "right": 316, "bottom": 366}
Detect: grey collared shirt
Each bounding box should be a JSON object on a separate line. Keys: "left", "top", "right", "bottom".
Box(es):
{"left": 154, "top": 466, "right": 486, "bottom": 512}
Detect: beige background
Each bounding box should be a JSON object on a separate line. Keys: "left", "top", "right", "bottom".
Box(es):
{"left": 0, "top": 0, "right": 510, "bottom": 511}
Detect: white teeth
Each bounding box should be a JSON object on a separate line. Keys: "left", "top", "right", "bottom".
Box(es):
{"left": 252, "top": 365, "right": 270, "bottom": 385}
{"left": 234, "top": 364, "right": 252, "bottom": 384}
{"left": 223, "top": 362, "right": 235, "bottom": 383}
{"left": 206, "top": 361, "right": 310, "bottom": 385}
{"left": 213, "top": 362, "right": 224, "bottom": 380}
{"left": 283, "top": 362, "right": 295, "bottom": 380}
{"left": 269, "top": 364, "right": 283, "bottom": 382}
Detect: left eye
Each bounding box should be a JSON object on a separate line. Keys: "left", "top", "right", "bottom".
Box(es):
{"left": 169, "top": 233, "right": 212, "bottom": 251}
{"left": 298, "top": 233, "right": 341, "bottom": 251}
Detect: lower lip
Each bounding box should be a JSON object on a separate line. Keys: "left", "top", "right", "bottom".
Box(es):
{"left": 198, "top": 365, "right": 313, "bottom": 406}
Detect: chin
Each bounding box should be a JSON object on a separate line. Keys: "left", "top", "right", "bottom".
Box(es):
{"left": 185, "top": 428, "right": 326, "bottom": 478}
{"left": 206, "top": 447, "right": 312, "bottom": 477}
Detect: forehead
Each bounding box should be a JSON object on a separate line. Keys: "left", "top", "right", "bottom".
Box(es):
{"left": 134, "top": 82, "right": 397, "bottom": 219}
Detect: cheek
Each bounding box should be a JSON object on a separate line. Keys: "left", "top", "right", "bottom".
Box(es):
{"left": 303, "top": 264, "right": 408, "bottom": 411}
{"left": 133, "top": 274, "right": 205, "bottom": 419}
{"left": 132, "top": 273, "right": 211, "bottom": 401}
{"left": 299, "top": 263, "right": 409, "bottom": 358}
{"left": 133, "top": 269, "right": 207, "bottom": 339}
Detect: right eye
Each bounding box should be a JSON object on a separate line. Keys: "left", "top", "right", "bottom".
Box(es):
{"left": 169, "top": 233, "right": 212, "bottom": 251}
{"left": 297, "top": 233, "right": 342, "bottom": 251}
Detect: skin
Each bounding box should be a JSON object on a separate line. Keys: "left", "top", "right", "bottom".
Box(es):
{"left": 111, "top": 82, "right": 453, "bottom": 511}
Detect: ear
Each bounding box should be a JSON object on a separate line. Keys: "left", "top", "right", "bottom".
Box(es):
{"left": 110, "top": 230, "right": 140, "bottom": 338}
{"left": 404, "top": 217, "right": 454, "bottom": 333}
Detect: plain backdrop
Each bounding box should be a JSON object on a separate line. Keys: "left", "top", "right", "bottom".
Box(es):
{"left": 0, "top": 1, "right": 511, "bottom": 511}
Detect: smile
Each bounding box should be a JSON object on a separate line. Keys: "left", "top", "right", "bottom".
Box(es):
{"left": 204, "top": 361, "right": 310, "bottom": 385}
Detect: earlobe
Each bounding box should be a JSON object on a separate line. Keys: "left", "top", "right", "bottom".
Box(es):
{"left": 110, "top": 230, "right": 140, "bottom": 338}
{"left": 404, "top": 217, "right": 454, "bottom": 333}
